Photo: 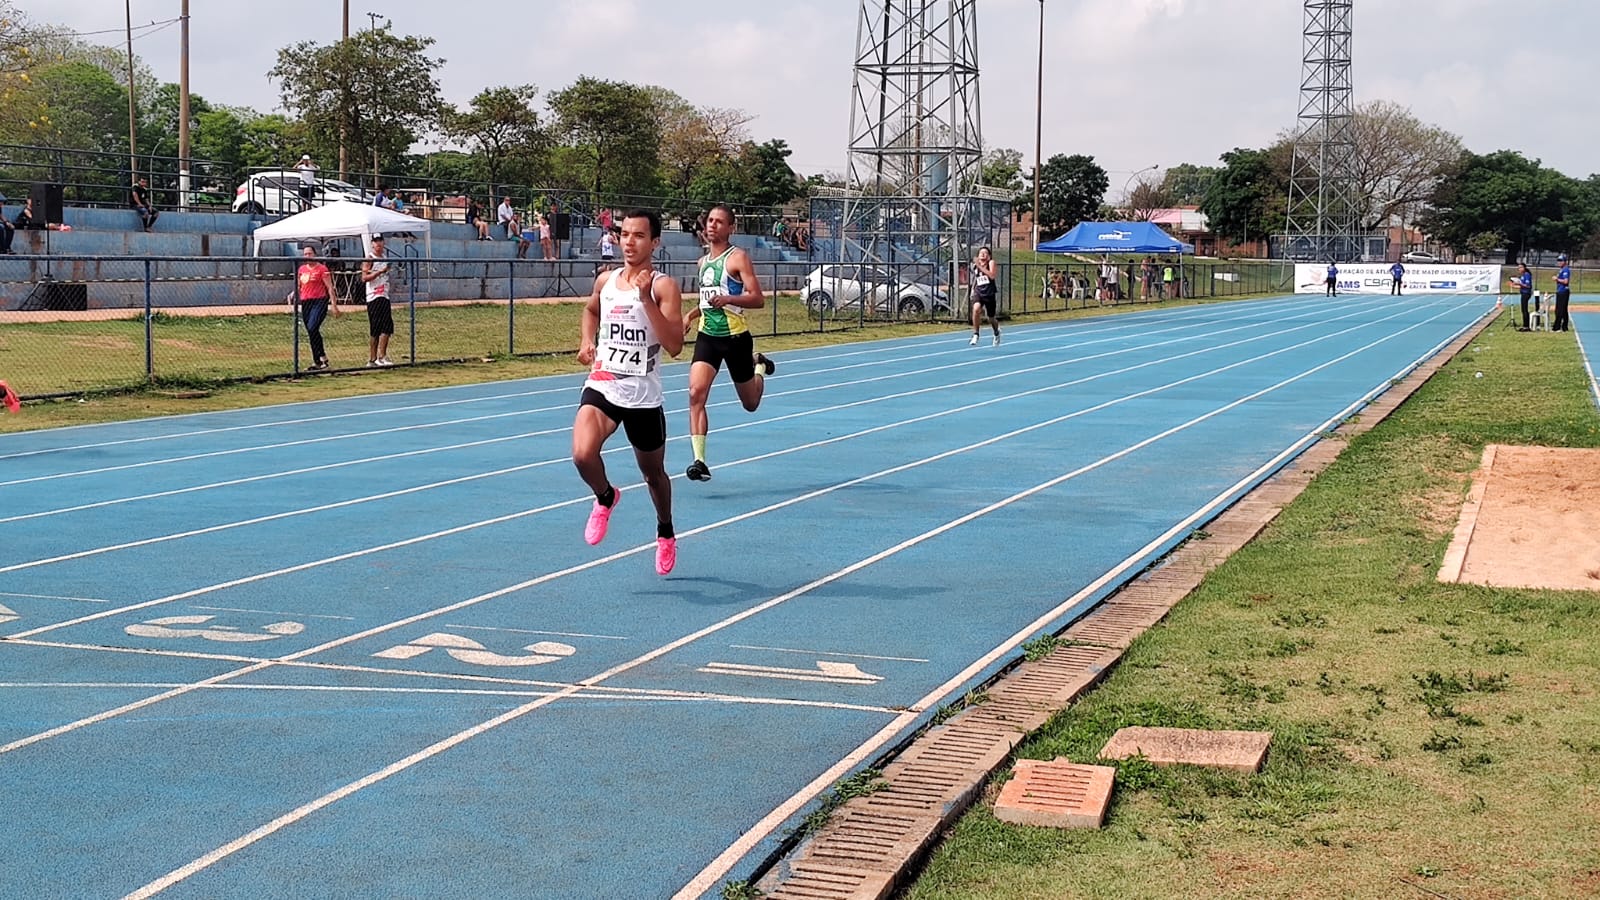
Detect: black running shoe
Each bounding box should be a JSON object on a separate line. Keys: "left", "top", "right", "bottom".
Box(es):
{"left": 755, "top": 352, "right": 776, "bottom": 376}
{"left": 686, "top": 459, "right": 712, "bottom": 481}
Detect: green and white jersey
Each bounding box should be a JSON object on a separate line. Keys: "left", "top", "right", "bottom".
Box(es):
{"left": 696, "top": 247, "right": 748, "bottom": 337}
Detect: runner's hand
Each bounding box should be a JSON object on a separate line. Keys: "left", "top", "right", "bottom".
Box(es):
{"left": 577, "top": 343, "right": 595, "bottom": 366}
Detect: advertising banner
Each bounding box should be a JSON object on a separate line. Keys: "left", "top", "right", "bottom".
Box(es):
{"left": 1293, "top": 263, "right": 1501, "bottom": 295}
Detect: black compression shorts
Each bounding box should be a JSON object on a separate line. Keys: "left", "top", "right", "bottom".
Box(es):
{"left": 692, "top": 331, "right": 757, "bottom": 384}
{"left": 580, "top": 387, "right": 667, "bottom": 452}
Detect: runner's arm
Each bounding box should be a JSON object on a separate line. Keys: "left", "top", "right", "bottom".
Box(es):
{"left": 726, "top": 249, "right": 765, "bottom": 309}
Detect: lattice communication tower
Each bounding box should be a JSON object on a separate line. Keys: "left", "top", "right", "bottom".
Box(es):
{"left": 1280, "top": 0, "right": 1363, "bottom": 263}
{"left": 810, "top": 0, "right": 1010, "bottom": 319}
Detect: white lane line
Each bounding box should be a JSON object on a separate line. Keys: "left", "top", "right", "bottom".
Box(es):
{"left": 0, "top": 294, "right": 1327, "bottom": 481}
{"left": 729, "top": 645, "right": 930, "bottom": 663}
{"left": 0, "top": 291, "right": 1427, "bottom": 627}
{"left": 671, "top": 297, "right": 1490, "bottom": 895}
{"left": 442, "top": 624, "right": 629, "bottom": 640}
{"left": 127, "top": 299, "right": 1481, "bottom": 900}
{"left": 0, "top": 681, "right": 903, "bottom": 714}
{"left": 1, "top": 295, "right": 1396, "bottom": 568}
{"left": 0, "top": 591, "right": 110, "bottom": 603}
{"left": 191, "top": 606, "right": 357, "bottom": 621}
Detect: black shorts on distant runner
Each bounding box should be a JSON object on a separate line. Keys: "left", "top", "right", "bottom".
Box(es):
{"left": 972, "top": 288, "right": 997, "bottom": 317}
{"left": 580, "top": 387, "right": 667, "bottom": 452}
{"left": 692, "top": 331, "right": 757, "bottom": 384}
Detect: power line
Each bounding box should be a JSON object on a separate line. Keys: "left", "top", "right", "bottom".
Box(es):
{"left": 49, "top": 17, "right": 182, "bottom": 40}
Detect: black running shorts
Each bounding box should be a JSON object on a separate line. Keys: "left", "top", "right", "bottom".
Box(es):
{"left": 972, "top": 288, "right": 996, "bottom": 317}
{"left": 692, "top": 331, "right": 757, "bottom": 384}
{"left": 366, "top": 298, "right": 394, "bottom": 337}
{"left": 580, "top": 388, "right": 668, "bottom": 452}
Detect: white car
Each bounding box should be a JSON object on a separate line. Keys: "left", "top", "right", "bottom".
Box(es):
{"left": 803, "top": 264, "right": 950, "bottom": 316}
{"left": 232, "top": 170, "right": 373, "bottom": 215}
{"left": 1400, "top": 250, "right": 1441, "bottom": 264}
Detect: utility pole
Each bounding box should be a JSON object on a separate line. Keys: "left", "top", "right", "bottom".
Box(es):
{"left": 339, "top": 0, "right": 349, "bottom": 181}
{"left": 124, "top": 0, "right": 139, "bottom": 181}
{"left": 178, "top": 0, "right": 191, "bottom": 209}
{"left": 367, "top": 11, "right": 382, "bottom": 31}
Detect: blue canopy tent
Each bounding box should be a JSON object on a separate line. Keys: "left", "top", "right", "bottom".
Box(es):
{"left": 1036, "top": 221, "right": 1194, "bottom": 300}
{"left": 1036, "top": 220, "right": 1193, "bottom": 254}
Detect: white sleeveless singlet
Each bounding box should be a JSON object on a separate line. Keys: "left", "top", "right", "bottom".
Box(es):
{"left": 583, "top": 269, "right": 664, "bottom": 409}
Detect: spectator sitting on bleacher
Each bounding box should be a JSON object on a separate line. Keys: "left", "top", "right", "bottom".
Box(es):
{"left": 12, "top": 197, "right": 70, "bottom": 233}
{"left": 465, "top": 198, "right": 491, "bottom": 240}
{"left": 130, "top": 177, "right": 159, "bottom": 231}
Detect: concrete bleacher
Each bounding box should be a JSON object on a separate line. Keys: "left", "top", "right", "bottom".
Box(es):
{"left": 0, "top": 204, "right": 814, "bottom": 311}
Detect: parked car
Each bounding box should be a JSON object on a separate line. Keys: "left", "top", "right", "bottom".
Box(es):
{"left": 1400, "top": 250, "right": 1441, "bottom": 263}
{"left": 232, "top": 170, "right": 373, "bottom": 215}
{"left": 803, "top": 264, "right": 950, "bottom": 316}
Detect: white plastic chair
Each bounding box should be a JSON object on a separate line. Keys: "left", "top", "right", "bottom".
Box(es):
{"left": 1528, "top": 291, "right": 1548, "bottom": 331}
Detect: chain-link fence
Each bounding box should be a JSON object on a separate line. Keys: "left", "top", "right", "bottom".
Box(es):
{"left": 0, "top": 255, "right": 976, "bottom": 399}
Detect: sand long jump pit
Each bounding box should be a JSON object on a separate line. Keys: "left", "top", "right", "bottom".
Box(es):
{"left": 1438, "top": 445, "right": 1600, "bottom": 592}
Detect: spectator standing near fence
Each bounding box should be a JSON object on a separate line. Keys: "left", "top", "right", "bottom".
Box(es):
{"left": 1390, "top": 260, "right": 1405, "bottom": 296}
{"left": 295, "top": 155, "right": 317, "bottom": 211}
{"left": 1098, "top": 255, "right": 1116, "bottom": 304}
{"left": 1552, "top": 253, "right": 1572, "bottom": 332}
{"left": 130, "top": 177, "right": 159, "bottom": 231}
{"left": 539, "top": 212, "right": 556, "bottom": 260}
{"left": 1162, "top": 260, "right": 1176, "bottom": 299}
{"left": 1325, "top": 260, "right": 1338, "bottom": 297}
{"left": 599, "top": 225, "right": 617, "bottom": 265}
{"left": 293, "top": 244, "right": 338, "bottom": 371}
{"left": 360, "top": 234, "right": 396, "bottom": 367}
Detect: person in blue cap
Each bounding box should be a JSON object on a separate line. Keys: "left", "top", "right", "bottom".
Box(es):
{"left": 1552, "top": 254, "right": 1572, "bottom": 332}
{"left": 1389, "top": 259, "right": 1404, "bottom": 295}
{"left": 1325, "top": 260, "right": 1338, "bottom": 296}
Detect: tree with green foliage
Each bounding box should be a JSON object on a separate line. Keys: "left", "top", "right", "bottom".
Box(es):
{"left": 979, "top": 147, "right": 1028, "bottom": 211}
{"left": 547, "top": 76, "right": 661, "bottom": 200}
{"left": 1031, "top": 153, "right": 1108, "bottom": 238}
{"left": 443, "top": 85, "right": 546, "bottom": 194}
{"left": 646, "top": 85, "right": 750, "bottom": 204}
{"left": 1346, "top": 100, "right": 1463, "bottom": 231}
{"left": 1160, "top": 163, "right": 1217, "bottom": 206}
{"left": 1200, "top": 147, "right": 1287, "bottom": 245}
{"left": 1420, "top": 150, "right": 1589, "bottom": 262}
{"left": 269, "top": 25, "right": 445, "bottom": 177}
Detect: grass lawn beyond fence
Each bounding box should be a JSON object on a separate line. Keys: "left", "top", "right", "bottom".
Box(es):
{"left": 902, "top": 312, "right": 1600, "bottom": 899}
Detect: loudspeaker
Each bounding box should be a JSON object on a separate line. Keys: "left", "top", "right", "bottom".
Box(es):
{"left": 553, "top": 213, "right": 571, "bottom": 241}
{"left": 44, "top": 282, "right": 87, "bottom": 311}
{"left": 30, "top": 183, "right": 64, "bottom": 224}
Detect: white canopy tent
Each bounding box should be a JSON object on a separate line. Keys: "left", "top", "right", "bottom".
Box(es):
{"left": 250, "top": 202, "right": 431, "bottom": 258}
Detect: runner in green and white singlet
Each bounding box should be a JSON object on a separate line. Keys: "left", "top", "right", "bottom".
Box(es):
{"left": 682, "top": 204, "right": 776, "bottom": 483}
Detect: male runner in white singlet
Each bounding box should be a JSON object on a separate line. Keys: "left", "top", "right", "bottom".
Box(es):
{"left": 572, "top": 209, "right": 686, "bottom": 575}
{"left": 681, "top": 204, "right": 775, "bottom": 482}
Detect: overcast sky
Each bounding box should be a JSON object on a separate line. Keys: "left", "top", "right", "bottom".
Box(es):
{"left": 25, "top": 0, "right": 1596, "bottom": 189}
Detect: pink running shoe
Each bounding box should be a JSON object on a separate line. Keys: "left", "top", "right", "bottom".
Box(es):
{"left": 655, "top": 537, "right": 677, "bottom": 575}
{"left": 584, "top": 487, "right": 619, "bottom": 545}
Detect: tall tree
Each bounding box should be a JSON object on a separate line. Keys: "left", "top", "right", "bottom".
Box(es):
{"left": 443, "top": 85, "right": 545, "bottom": 192}
{"left": 1031, "top": 153, "right": 1108, "bottom": 238}
{"left": 1420, "top": 150, "right": 1586, "bottom": 262}
{"left": 1160, "top": 163, "right": 1217, "bottom": 206}
{"left": 646, "top": 86, "right": 750, "bottom": 202}
{"left": 1126, "top": 178, "right": 1174, "bottom": 221}
{"left": 547, "top": 76, "right": 661, "bottom": 199}
{"left": 1346, "top": 100, "right": 1463, "bottom": 230}
{"left": 269, "top": 25, "right": 445, "bottom": 176}
{"left": 979, "top": 147, "right": 1028, "bottom": 210}
{"left": 1200, "top": 147, "right": 1287, "bottom": 244}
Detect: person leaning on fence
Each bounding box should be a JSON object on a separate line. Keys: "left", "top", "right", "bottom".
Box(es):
{"left": 292, "top": 244, "right": 339, "bottom": 371}
{"left": 360, "top": 234, "right": 396, "bottom": 367}
{"left": 130, "top": 177, "right": 159, "bottom": 231}
{"left": 295, "top": 155, "right": 317, "bottom": 211}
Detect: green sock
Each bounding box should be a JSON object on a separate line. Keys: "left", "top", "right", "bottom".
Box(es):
{"left": 691, "top": 433, "right": 707, "bottom": 462}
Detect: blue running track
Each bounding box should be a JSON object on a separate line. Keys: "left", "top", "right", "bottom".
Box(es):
{"left": 0, "top": 292, "right": 1490, "bottom": 898}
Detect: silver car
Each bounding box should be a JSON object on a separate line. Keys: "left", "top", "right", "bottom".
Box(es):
{"left": 232, "top": 170, "right": 373, "bottom": 215}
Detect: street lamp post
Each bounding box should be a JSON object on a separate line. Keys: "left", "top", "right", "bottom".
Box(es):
{"left": 1032, "top": 0, "right": 1043, "bottom": 249}
{"left": 1122, "top": 164, "right": 1160, "bottom": 215}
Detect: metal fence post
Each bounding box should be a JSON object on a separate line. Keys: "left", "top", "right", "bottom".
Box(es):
{"left": 408, "top": 259, "right": 417, "bottom": 365}
{"left": 507, "top": 260, "right": 516, "bottom": 356}
{"left": 292, "top": 267, "right": 302, "bottom": 374}
{"left": 144, "top": 259, "right": 154, "bottom": 380}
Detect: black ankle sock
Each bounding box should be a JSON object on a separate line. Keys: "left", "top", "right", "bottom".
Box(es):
{"left": 598, "top": 485, "right": 616, "bottom": 508}
{"left": 657, "top": 520, "right": 674, "bottom": 539}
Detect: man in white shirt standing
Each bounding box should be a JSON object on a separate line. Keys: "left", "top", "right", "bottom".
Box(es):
{"left": 294, "top": 155, "right": 317, "bottom": 212}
